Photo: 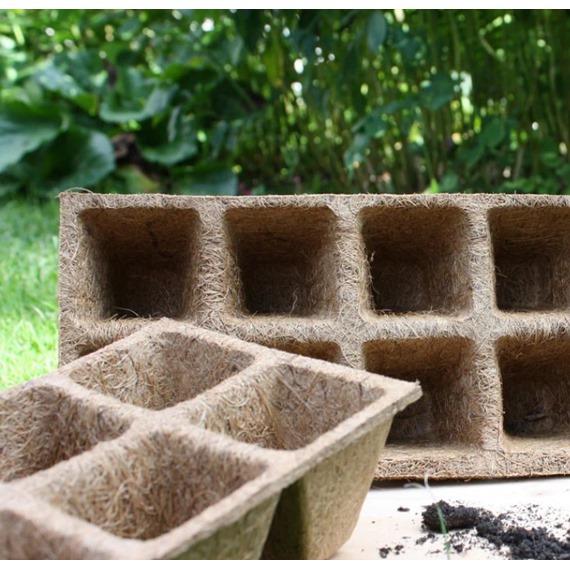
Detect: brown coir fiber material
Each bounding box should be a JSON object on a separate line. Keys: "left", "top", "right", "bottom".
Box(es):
{"left": 181, "top": 362, "right": 385, "bottom": 451}
{"left": 2, "top": 320, "right": 419, "bottom": 559}
{"left": 225, "top": 206, "right": 339, "bottom": 317}
{"left": 59, "top": 192, "right": 570, "bottom": 480}
{"left": 360, "top": 205, "right": 472, "bottom": 315}
{"left": 364, "top": 337, "right": 481, "bottom": 446}
{"left": 498, "top": 334, "right": 570, "bottom": 439}
{"left": 65, "top": 330, "right": 254, "bottom": 410}
{"left": 78, "top": 206, "right": 200, "bottom": 319}
{"left": 489, "top": 206, "right": 570, "bottom": 312}
{"left": 257, "top": 339, "right": 344, "bottom": 364}
{"left": 3, "top": 421, "right": 280, "bottom": 559}
{"left": 28, "top": 429, "right": 268, "bottom": 541}
{"left": 0, "top": 380, "right": 132, "bottom": 483}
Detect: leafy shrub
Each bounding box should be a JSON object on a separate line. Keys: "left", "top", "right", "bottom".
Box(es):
{"left": 0, "top": 9, "right": 569, "bottom": 197}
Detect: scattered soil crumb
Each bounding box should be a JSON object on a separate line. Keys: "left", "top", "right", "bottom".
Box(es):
{"left": 379, "top": 544, "right": 405, "bottom": 557}
{"left": 476, "top": 518, "right": 570, "bottom": 560}
{"left": 398, "top": 506, "right": 410, "bottom": 512}
{"left": 415, "top": 532, "right": 435, "bottom": 545}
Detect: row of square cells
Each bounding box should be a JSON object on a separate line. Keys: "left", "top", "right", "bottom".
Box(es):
{"left": 263, "top": 334, "right": 570, "bottom": 445}
{"left": 8, "top": 330, "right": 565, "bottom": 485}
{"left": 71, "top": 330, "right": 570, "bottom": 447}
{"left": 4, "top": 332, "right": 566, "bottom": 486}
{"left": 362, "top": 335, "right": 570, "bottom": 446}
{"left": 80, "top": 205, "right": 570, "bottom": 319}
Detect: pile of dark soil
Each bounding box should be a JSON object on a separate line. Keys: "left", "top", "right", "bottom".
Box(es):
{"left": 423, "top": 501, "right": 570, "bottom": 560}
{"left": 422, "top": 501, "right": 480, "bottom": 531}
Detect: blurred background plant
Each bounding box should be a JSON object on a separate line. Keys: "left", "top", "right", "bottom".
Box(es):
{"left": 1, "top": 8, "right": 569, "bottom": 199}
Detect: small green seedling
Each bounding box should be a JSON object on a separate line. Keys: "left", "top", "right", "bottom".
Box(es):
{"left": 405, "top": 473, "right": 451, "bottom": 560}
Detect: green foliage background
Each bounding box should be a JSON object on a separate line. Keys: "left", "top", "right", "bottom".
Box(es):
{"left": 1, "top": 9, "right": 569, "bottom": 197}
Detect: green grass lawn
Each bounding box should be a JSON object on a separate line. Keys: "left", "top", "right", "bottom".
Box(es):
{"left": 0, "top": 199, "right": 59, "bottom": 390}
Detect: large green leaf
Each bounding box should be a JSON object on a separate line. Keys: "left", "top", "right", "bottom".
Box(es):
{"left": 209, "top": 77, "right": 260, "bottom": 121}
{"left": 224, "top": 37, "right": 245, "bottom": 67}
{"left": 33, "top": 63, "right": 99, "bottom": 115}
{"left": 557, "top": 164, "right": 570, "bottom": 186}
{"left": 35, "top": 64, "right": 82, "bottom": 98}
{"left": 500, "top": 178, "right": 540, "bottom": 194}
{"left": 0, "top": 102, "right": 63, "bottom": 172}
{"left": 234, "top": 9, "right": 264, "bottom": 52}
{"left": 344, "top": 133, "right": 370, "bottom": 169}
{"left": 140, "top": 107, "right": 198, "bottom": 166}
{"left": 420, "top": 72, "right": 455, "bottom": 111}
{"left": 291, "top": 27, "right": 317, "bottom": 62}
{"left": 352, "top": 112, "right": 387, "bottom": 138}
{"left": 209, "top": 120, "right": 240, "bottom": 159}
{"left": 367, "top": 10, "right": 387, "bottom": 53}
{"left": 439, "top": 171, "right": 460, "bottom": 193}
{"left": 49, "top": 129, "right": 115, "bottom": 191}
{"left": 393, "top": 29, "right": 424, "bottom": 67}
{"left": 377, "top": 100, "right": 405, "bottom": 115}
{"left": 5, "top": 128, "right": 115, "bottom": 196}
{"left": 480, "top": 118, "right": 505, "bottom": 149}
{"left": 114, "top": 166, "right": 160, "bottom": 194}
{"left": 458, "top": 143, "right": 484, "bottom": 169}
{"left": 175, "top": 163, "right": 238, "bottom": 195}
{"left": 263, "top": 28, "right": 285, "bottom": 87}
{"left": 100, "top": 68, "right": 175, "bottom": 123}
{"left": 101, "top": 86, "right": 174, "bottom": 123}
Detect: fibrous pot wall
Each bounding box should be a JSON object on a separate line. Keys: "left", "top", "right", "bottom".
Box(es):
{"left": 59, "top": 193, "right": 570, "bottom": 479}
{"left": 1, "top": 321, "right": 418, "bottom": 559}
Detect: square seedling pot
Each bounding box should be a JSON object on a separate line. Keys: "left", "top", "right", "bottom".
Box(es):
{"left": 1, "top": 320, "right": 419, "bottom": 559}
{"left": 0, "top": 378, "right": 281, "bottom": 560}
{"left": 58, "top": 192, "right": 570, "bottom": 480}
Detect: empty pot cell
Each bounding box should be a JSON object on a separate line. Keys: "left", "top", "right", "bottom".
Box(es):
{"left": 79, "top": 207, "right": 199, "bottom": 319}
{"left": 364, "top": 337, "right": 480, "bottom": 445}
{"left": 498, "top": 335, "right": 570, "bottom": 438}
{"left": 490, "top": 207, "right": 570, "bottom": 312}
{"left": 32, "top": 430, "right": 267, "bottom": 541}
{"left": 360, "top": 206, "right": 471, "bottom": 315}
{"left": 225, "top": 207, "right": 338, "bottom": 317}
{"left": 258, "top": 340, "right": 342, "bottom": 363}
{"left": 0, "top": 384, "right": 130, "bottom": 482}
{"left": 66, "top": 331, "right": 254, "bottom": 410}
{"left": 191, "top": 364, "right": 384, "bottom": 450}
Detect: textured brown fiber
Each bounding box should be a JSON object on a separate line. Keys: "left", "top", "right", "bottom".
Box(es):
{"left": 59, "top": 192, "right": 570, "bottom": 480}
{"left": 1, "top": 320, "right": 418, "bottom": 559}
